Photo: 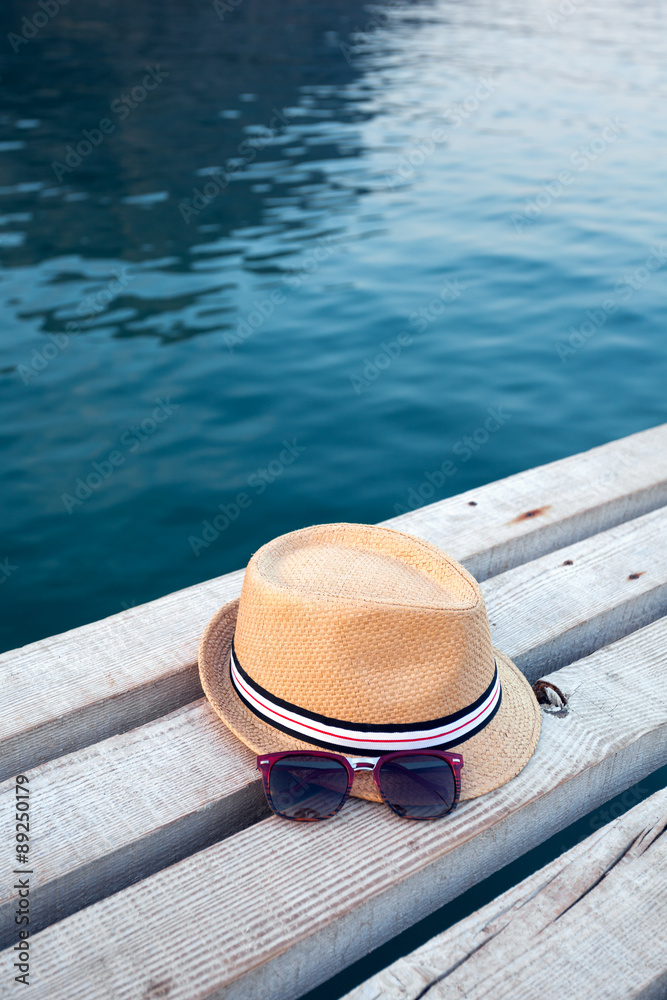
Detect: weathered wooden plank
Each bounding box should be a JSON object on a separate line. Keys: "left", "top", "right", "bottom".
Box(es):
{"left": 485, "top": 503, "right": 667, "bottom": 681}
{"left": 382, "top": 421, "right": 667, "bottom": 580}
{"left": 0, "top": 569, "right": 243, "bottom": 784}
{"left": 2, "top": 505, "right": 666, "bottom": 949}
{"left": 0, "top": 700, "right": 266, "bottom": 949}
{"left": 4, "top": 617, "right": 666, "bottom": 999}
{"left": 1, "top": 424, "right": 665, "bottom": 783}
{"left": 343, "top": 789, "right": 667, "bottom": 1000}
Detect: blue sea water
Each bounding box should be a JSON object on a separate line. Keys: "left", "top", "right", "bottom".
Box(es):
{"left": 1, "top": 0, "right": 666, "bottom": 652}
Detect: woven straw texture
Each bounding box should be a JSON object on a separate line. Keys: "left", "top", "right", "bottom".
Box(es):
{"left": 199, "top": 523, "right": 541, "bottom": 802}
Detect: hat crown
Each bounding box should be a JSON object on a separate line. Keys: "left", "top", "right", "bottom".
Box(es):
{"left": 234, "top": 523, "right": 495, "bottom": 725}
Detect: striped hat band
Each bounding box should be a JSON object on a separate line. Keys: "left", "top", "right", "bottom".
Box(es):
{"left": 230, "top": 640, "right": 502, "bottom": 758}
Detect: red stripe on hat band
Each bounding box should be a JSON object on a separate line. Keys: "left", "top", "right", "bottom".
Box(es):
{"left": 229, "top": 649, "right": 501, "bottom": 751}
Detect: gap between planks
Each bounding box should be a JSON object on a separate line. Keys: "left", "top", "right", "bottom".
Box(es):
{"left": 1, "top": 423, "right": 666, "bottom": 782}
{"left": 1, "top": 615, "right": 666, "bottom": 999}
{"left": 1, "top": 503, "right": 667, "bottom": 947}
{"left": 342, "top": 786, "right": 667, "bottom": 1000}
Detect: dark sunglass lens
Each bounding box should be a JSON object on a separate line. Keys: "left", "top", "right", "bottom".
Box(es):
{"left": 268, "top": 755, "right": 349, "bottom": 819}
{"left": 378, "top": 755, "right": 456, "bottom": 819}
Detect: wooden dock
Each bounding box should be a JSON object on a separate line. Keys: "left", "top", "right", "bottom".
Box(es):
{"left": 1, "top": 423, "right": 666, "bottom": 998}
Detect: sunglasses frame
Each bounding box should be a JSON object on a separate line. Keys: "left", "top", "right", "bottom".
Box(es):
{"left": 257, "top": 749, "right": 463, "bottom": 821}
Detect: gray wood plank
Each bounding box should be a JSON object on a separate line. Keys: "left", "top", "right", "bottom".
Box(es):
{"left": 485, "top": 503, "right": 667, "bottom": 680}
{"left": 2, "top": 504, "right": 667, "bottom": 948}
{"left": 1, "top": 423, "right": 666, "bottom": 782}
{"left": 343, "top": 790, "right": 667, "bottom": 1000}
{"left": 382, "top": 420, "right": 667, "bottom": 580}
{"left": 0, "top": 701, "right": 266, "bottom": 949}
{"left": 3, "top": 616, "right": 666, "bottom": 999}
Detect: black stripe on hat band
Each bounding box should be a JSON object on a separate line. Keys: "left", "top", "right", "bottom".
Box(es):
{"left": 229, "top": 638, "right": 502, "bottom": 754}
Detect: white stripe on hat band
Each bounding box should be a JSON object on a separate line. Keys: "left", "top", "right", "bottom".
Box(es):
{"left": 230, "top": 648, "right": 501, "bottom": 753}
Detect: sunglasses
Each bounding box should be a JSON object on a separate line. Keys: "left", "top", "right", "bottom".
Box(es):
{"left": 256, "top": 750, "right": 463, "bottom": 820}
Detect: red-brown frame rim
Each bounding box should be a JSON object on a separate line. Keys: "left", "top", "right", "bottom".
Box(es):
{"left": 256, "top": 749, "right": 463, "bottom": 821}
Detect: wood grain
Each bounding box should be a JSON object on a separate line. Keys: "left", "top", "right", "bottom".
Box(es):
{"left": 3, "top": 617, "right": 666, "bottom": 1000}
{"left": 485, "top": 503, "right": 667, "bottom": 680}
{"left": 0, "top": 568, "right": 244, "bottom": 784}
{"left": 2, "top": 423, "right": 666, "bottom": 783}
{"left": 0, "top": 700, "right": 267, "bottom": 949}
{"left": 2, "top": 505, "right": 666, "bottom": 947}
{"left": 382, "top": 421, "right": 667, "bottom": 580}
{"left": 344, "top": 787, "right": 667, "bottom": 1000}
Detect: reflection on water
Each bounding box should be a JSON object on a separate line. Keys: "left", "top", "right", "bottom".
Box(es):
{"left": 1, "top": 0, "right": 667, "bottom": 654}
{"left": 0, "top": 0, "right": 372, "bottom": 342}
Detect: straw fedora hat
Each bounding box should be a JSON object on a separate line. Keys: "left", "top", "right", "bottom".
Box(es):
{"left": 199, "top": 523, "right": 541, "bottom": 803}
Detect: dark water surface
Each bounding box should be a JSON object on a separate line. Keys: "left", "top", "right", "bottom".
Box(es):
{"left": 1, "top": 0, "right": 666, "bottom": 650}
{"left": 1, "top": 0, "right": 666, "bottom": 992}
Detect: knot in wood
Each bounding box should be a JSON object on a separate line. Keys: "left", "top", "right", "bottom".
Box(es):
{"left": 532, "top": 680, "right": 567, "bottom": 711}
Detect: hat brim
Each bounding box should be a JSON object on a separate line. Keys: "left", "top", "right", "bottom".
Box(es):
{"left": 198, "top": 598, "right": 541, "bottom": 803}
